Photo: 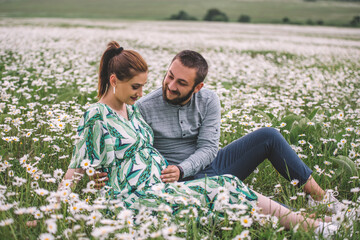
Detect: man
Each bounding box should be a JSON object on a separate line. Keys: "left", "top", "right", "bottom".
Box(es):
{"left": 95, "top": 50, "right": 344, "bottom": 213}
{"left": 138, "top": 50, "right": 219, "bottom": 182}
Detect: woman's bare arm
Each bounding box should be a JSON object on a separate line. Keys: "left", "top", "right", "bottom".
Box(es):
{"left": 58, "top": 168, "right": 85, "bottom": 191}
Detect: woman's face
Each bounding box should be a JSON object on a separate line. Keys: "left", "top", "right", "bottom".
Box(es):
{"left": 114, "top": 72, "right": 148, "bottom": 105}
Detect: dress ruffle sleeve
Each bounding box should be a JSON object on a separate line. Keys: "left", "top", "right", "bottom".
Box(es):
{"left": 68, "top": 106, "right": 115, "bottom": 169}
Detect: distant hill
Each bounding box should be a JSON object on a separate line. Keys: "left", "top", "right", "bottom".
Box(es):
{"left": 0, "top": 0, "right": 359, "bottom": 26}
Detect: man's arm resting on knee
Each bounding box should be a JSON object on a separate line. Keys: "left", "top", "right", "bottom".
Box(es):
{"left": 177, "top": 95, "right": 221, "bottom": 179}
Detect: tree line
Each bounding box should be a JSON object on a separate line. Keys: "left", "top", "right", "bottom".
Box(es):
{"left": 169, "top": 8, "right": 360, "bottom": 27}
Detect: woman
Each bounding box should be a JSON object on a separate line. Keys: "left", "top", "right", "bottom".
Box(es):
{"left": 61, "top": 41, "right": 337, "bottom": 236}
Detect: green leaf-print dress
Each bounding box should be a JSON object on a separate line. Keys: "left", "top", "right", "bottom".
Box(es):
{"left": 69, "top": 103, "right": 257, "bottom": 213}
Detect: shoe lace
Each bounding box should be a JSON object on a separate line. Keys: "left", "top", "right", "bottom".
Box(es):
{"left": 327, "top": 189, "right": 339, "bottom": 197}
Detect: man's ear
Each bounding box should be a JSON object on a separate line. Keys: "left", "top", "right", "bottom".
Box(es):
{"left": 193, "top": 82, "right": 204, "bottom": 93}
{"left": 109, "top": 74, "right": 117, "bottom": 87}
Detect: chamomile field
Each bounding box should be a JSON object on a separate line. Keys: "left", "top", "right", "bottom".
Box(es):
{"left": 0, "top": 18, "right": 359, "bottom": 239}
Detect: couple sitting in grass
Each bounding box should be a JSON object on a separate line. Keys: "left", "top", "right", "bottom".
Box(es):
{"left": 61, "top": 41, "right": 353, "bottom": 237}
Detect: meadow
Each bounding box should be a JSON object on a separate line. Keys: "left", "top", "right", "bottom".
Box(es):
{"left": 0, "top": 0, "right": 359, "bottom": 26}
{"left": 0, "top": 17, "right": 360, "bottom": 239}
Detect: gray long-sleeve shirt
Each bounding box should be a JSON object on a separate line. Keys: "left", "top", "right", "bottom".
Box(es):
{"left": 136, "top": 87, "right": 221, "bottom": 178}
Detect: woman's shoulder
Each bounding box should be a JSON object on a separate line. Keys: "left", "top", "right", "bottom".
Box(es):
{"left": 81, "top": 103, "right": 107, "bottom": 123}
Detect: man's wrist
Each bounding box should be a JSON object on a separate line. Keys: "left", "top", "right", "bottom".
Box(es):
{"left": 176, "top": 165, "right": 184, "bottom": 180}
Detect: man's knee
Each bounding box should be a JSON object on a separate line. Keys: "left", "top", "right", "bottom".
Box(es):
{"left": 257, "top": 127, "right": 282, "bottom": 139}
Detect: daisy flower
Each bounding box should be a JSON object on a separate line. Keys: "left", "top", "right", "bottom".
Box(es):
{"left": 87, "top": 180, "right": 95, "bottom": 189}
{"left": 86, "top": 167, "right": 95, "bottom": 176}
{"left": 53, "top": 169, "right": 64, "bottom": 180}
{"left": 337, "top": 112, "right": 344, "bottom": 120}
{"left": 59, "top": 189, "right": 70, "bottom": 199}
{"left": 8, "top": 170, "right": 14, "bottom": 177}
{"left": 57, "top": 122, "right": 65, "bottom": 130}
{"left": 199, "top": 216, "right": 208, "bottom": 225}
{"left": 332, "top": 212, "right": 344, "bottom": 224}
{"left": 324, "top": 161, "right": 331, "bottom": 165}
{"left": 34, "top": 188, "right": 49, "bottom": 196}
{"left": 348, "top": 150, "right": 356, "bottom": 159}
{"left": 45, "top": 219, "right": 57, "bottom": 234}
{"left": 34, "top": 210, "right": 43, "bottom": 219}
{"left": 290, "top": 179, "right": 299, "bottom": 186}
{"left": 31, "top": 181, "right": 39, "bottom": 188}
{"left": 12, "top": 136, "right": 20, "bottom": 142}
{"left": 2, "top": 137, "right": 11, "bottom": 142}
{"left": 87, "top": 211, "right": 102, "bottom": 225}
{"left": 38, "top": 233, "right": 54, "bottom": 240}
{"left": 233, "top": 230, "right": 250, "bottom": 240}
{"left": 298, "top": 140, "right": 306, "bottom": 145}
{"left": 221, "top": 227, "right": 233, "bottom": 231}
{"left": 81, "top": 159, "right": 91, "bottom": 169}
{"left": 271, "top": 215, "right": 279, "bottom": 228}
{"left": 0, "top": 218, "right": 14, "bottom": 226}
{"left": 240, "top": 215, "right": 253, "bottom": 227}
{"left": 117, "top": 209, "right": 133, "bottom": 222}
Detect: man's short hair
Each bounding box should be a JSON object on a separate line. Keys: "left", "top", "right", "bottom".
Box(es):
{"left": 172, "top": 50, "right": 208, "bottom": 86}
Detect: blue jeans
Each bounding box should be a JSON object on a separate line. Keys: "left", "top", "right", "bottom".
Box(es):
{"left": 193, "top": 127, "right": 313, "bottom": 186}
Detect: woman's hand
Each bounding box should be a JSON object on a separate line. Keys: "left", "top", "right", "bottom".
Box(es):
{"left": 89, "top": 172, "right": 109, "bottom": 190}
{"left": 26, "top": 220, "right": 37, "bottom": 227}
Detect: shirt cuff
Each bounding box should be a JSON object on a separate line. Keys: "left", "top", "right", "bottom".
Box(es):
{"left": 176, "top": 165, "right": 184, "bottom": 180}
{"left": 178, "top": 161, "right": 193, "bottom": 179}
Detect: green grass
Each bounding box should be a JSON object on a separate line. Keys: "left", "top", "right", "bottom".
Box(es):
{"left": 0, "top": 0, "right": 359, "bottom": 26}
{"left": 0, "top": 19, "right": 359, "bottom": 239}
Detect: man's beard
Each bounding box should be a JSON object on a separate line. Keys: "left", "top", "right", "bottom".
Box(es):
{"left": 162, "top": 84, "right": 196, "bottom": 105}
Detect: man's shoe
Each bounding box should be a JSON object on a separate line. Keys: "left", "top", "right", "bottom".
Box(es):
{"left": 308, "top": 190, "right": 346, "bottom": 214}
{"left": 315, "top": 221, "right": 339, "bottom": 239}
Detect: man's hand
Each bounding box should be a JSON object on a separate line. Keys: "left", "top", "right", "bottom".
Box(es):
{"left": 89, "top": 172, "right": 109, "bottom": 190}
{"left": 161, "top": 165, "right": 180, "bottom": 183}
